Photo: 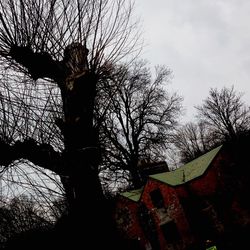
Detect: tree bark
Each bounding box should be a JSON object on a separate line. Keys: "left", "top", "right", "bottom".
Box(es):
{"left": 53, "top": 46, "right": 111, "bottom": 247}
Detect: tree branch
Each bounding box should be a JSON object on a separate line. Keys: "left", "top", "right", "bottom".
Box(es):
{"left": 9, "top": 45, "right": 65, "bottom": 81}
{"left": 0, "top": 138, "right": 63, "bottom": 175}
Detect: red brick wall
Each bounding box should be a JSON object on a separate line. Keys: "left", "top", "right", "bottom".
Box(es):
{"left": 175, "top": 151, "right": 229, "bottom": 198}
{"left": 115, "top": 196, "right": 149, "bottom": 248}
{"left": 141, "top": 179, "right": 193, "bottom": 249}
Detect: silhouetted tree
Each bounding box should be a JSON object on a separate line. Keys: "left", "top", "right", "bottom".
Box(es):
{"left": 173, "top": 86, "right": 250, "bottom": 164}
{"left": 98, "top": 61, "right": 183, "bottom": 189}
{"left": 173, "top": 121, "right": 218, "bottom": 163}
{"left": 196, "top": 86, "right": 250, "bottom": 142}
{"left": 0, "top": 195, "right": 52, "bottom": 246}
{"left": 0, "top": 0, "right": 140, "bottom": 248}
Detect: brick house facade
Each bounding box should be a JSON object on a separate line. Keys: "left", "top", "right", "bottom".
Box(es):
{"left": 115, "top": 145, "right": 250, "bottom": 249}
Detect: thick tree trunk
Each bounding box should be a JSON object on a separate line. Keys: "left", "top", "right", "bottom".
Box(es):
{"left": 58, "top": 160, "right": 112, "bottom": 248}
{"left": 57, "top": 127, "right": 118, "bottom": 248}
{"left": 55, "top": 45, "right": 118, "bottom": 248}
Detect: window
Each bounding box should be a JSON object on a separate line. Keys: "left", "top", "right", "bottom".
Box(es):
{"left": 150, "top": 188, "right": 164, "bottom": 208}
{"left": 161, "top": 221, "right": 180, "bottom": 243}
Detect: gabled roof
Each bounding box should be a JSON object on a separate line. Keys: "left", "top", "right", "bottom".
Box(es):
{"left": 120, "top": 187, "right": 143, "bottom": 202}
{"left": 150, "top": 145, "right": 223, "bottom": 186}
{"left": 119, "top": 145, "right": 223, "bottom": 201}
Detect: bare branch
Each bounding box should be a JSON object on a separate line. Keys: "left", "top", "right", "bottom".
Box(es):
{"left": 196, "top": 86, "right": 250, "bottom": 141}
{"left": 97, "top": 61, "right": 182, "bottom": 188}
{"left": 0, "top": 0, "right": 141, "bottom": 78}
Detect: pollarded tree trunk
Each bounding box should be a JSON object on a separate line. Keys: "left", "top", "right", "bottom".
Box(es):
{"left": 0, "top": 0, "right": 141, "bottom": 247}
{"left": 52, "top": 44, "right": 116, "bottom": 247}
{"left": 0, "top": 42, "right": 117, "bottom": 248}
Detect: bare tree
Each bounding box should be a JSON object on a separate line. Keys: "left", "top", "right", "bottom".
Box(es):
{"left": 196, "top": 86, "right": 250, "bottom": 142}
{"left": 173, "top": 121, "right": 219, "bottom": 163}
{"left": 0, "top": 195, "right": 53, "bottom": 246}
{"left": 0, "top": 0, "right": 140, "bottom": 248}
{"left": 173, "top": 86, "right": 250, "bottom": 164}
{"left": 97, "top": 61, "right": 183, "bottom": 189}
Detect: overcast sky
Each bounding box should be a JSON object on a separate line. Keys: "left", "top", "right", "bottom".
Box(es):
{"left": 135, "top": 0, "right": 250, "bottom": 122}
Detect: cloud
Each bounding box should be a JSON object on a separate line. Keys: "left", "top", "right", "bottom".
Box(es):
{"left": 136, "top": 0, "right": 250, "bottom": 122}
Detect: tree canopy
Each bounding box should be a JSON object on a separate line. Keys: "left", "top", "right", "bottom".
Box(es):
{"left": 173, "top": 86, "right": 250, "bottom": 164}
{"left": 196, "top": 86, "right": 250, "bottom": 142}
{"left": 98, "top": 61, "right": 183, "bottom": 189}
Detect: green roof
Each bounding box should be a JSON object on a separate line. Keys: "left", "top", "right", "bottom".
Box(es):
{"left": 150, "top": 145, "right": 223, "bottom": 186}
{"left": 120, "top": 187, "right": 143, "bottom": 202}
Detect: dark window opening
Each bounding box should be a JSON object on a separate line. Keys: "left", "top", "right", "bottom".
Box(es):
{"left": 137, "top": 203, "right": 160, "bottom": 250}
{"left": 150, "top": 188, "right": 164, "bottom": 208}
{"left": 161, "top": 220, "right": 180, "bottom": 243}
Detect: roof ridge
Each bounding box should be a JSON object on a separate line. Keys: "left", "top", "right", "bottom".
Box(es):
{"left": 150, "top": 145, "right": 223, "bottom": 186}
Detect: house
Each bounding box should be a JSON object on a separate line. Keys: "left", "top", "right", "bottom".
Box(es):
{"left": 115, "top": 144, "right": 250, "bottom": 249}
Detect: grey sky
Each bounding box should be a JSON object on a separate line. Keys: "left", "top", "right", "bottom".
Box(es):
{"left": 135, "top": 0, "right": 250, "bottom": 122}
